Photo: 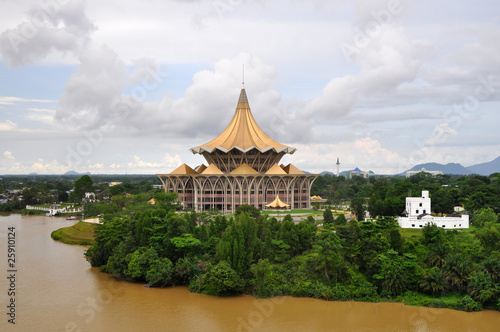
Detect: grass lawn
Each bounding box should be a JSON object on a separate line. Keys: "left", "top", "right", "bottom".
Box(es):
{"left": 400, "top": 228, "right": 424, "bottom": 240}
{"left": 262, "top": 209, "right": 318, "bottom": 215}
{"left": 51, "top": 221, "right": 97, "bottom": 245}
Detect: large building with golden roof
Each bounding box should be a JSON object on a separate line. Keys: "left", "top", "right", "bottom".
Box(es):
{"left": 157, "top": 87, "right": 317, "bottom": 213}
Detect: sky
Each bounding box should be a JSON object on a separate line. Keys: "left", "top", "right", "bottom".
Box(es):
{"left": 0, "top": 0, "right": 499, "bottom": 175}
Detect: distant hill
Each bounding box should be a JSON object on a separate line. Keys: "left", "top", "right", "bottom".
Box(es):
{"left": 467, "top": 156, "right": 500, "bottom": 176}
{"left": 319, "top": 171, "right": 335, "bottom": 176}
{"left": 405, "top": 162, "right": 472, "bottom": 176}
{"left": 64, "top": 171, "right": 91, "bottom": 176}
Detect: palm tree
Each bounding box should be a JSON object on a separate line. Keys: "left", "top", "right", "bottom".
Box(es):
{"left": 482, "top": 257, "right": 500, "bottom": 283}
{"left": 443, "top": 254, "right": 472, "bottom": 292}
{"left": 419, "top": 266, "right": 446, "bottom": 295}
{"left": 382, "top": 266, "right": 407, "bottom": 296}
{"left": 468, "top": 272, "right": 498, "bottom": 304}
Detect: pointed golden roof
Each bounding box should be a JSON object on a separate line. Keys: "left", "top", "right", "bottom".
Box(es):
{"left": 265, "top": 163, "right": 287, "bottom": 175}
{"left": 282, "top": 163, "right": 304, "bottom": 175}
{"left": 196, "top": 164, "right": 207, "bottom": 173}
{"left": 202, "top": 163, "right": 224, "bottom": 175}
{"left": 229, "top": 163, "right": 260, "bottom": 175}
{"left": 265, "top": 195, "right": 290, "bottom": 208}
{"left": 170, "top": 163, "right": 197, "bottom": 175}
{"left": 190, "top": 88, "right": 295, "bottom": 155}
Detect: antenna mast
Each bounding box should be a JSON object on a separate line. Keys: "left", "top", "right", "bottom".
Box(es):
{"left": 242, "top": 64, "right": 245, "bottom": 88}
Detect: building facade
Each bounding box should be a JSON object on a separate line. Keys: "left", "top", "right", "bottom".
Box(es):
{"left": 345, "top": 167, "right": 374, "bottom": 179}
{"left": 397, "top": 190, "right": 469, "bottom": 229}
{"left": 157, "top": 87, "right": 318, "bottom": 213}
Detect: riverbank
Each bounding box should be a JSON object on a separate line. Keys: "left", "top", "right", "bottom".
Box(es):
{"left": 51, "top": 220, "right": 97, "bottom": 245}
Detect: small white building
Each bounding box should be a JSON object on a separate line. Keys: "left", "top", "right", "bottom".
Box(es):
{"left": 398, "top": 190, "right": 469, "bottom": 229}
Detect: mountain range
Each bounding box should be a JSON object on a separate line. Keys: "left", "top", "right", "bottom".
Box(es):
{"left": 316, "top": 156, "right": 500, "bottom": 177}
{"left": 405, "top": 156, "right": 500, "bottom": 176}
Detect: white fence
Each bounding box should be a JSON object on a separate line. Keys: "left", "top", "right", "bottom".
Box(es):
{"left": 26, "top": 204, "right": 83, "bottom": 216}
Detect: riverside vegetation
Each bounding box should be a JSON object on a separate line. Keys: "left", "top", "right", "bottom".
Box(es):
{"left": 2, "top": 172, "right": 499, "bottom": 311}
{"left": 83, "top": 173, "right": 500, "bottom": 312}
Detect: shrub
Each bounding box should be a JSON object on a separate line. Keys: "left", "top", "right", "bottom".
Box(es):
{"left": 455, "top": 295, "right": 483, "bottom": 312}
{"left": 200, "top": 261, "right": 243, "bottom": 296}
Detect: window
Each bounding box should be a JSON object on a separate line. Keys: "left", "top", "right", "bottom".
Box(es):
{"left": 442, "top": 225, "right": 446, "bottom": 228}
{"left": 419, "top": 203, "right": 422, "bottom": 207}
{"left": 419, "top": 225, "right": 423, "bottom": 228}
{"left": 416, "top": 209, "right": 419, "bottom": 214}
{"left": 411, "top": 224, "right": 415, "bottom": 227}
{"left": 423, "top": 210, "right": 426, "bottom": 213}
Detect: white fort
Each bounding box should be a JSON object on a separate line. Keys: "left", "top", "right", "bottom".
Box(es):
{"left": 397, "top": 190, "right": 469, "bottom": 229}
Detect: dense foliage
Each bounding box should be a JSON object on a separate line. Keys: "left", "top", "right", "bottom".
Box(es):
{"left": 0, "top": 174, "right": 161, "bottom": 212}
{"left": 312, "top": 172, "right": 500, "bottom": 221}
{"left": 3, "top": 173, "right": 500, "bottom": 311}
{"left": 85, "top": 202, "right": 500, "bottom": 312}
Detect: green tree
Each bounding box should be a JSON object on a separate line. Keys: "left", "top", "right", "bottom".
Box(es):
{"left": 335, "top": 213, "right": 347, "bottom": 226}
{"left": 70, "top": 175, "right": 95, "bottom": 202}
{"left": 22, "top": 188, "right": 38, "bottom": 205}
{"left": 323, "top": 209, "right": 334, "bottom": 226}
{"left": 475, "top": 223, "right": 500, "bottom": 252}
{"left": 218, "top": 224, "right": 245, "bottom": 274}
{"left": 171, "top": 233, "right": 202, "bottom": 258}
{"left": 431, "top": 188, "right": 454, "bottom": 214}
{"left": 475, "top": 207, "right": 498, "bottom": 227}
{"left": 278, "top": 215, "right": 299, "bottom": 257}
{"left": 374, "top": 250, "right": 408, "bottom": 296}
{"left": 465, "top": 192, "right": 487, "bottom": 214}
{"left": 146, "top": 258, "right": 175, "bottom": 287}
{"left": 86, "top": 216, "right": 133, "bottom": 267}
{"left": 235, "top": 204, "right": 262, "bottom": 221}
{"left": 419, "top": 266, "right": 446, "bottom": 295}
{"left": 200, "top": 261, "right": 243, "bottom": 296}
{"left": 312, "top": 229, "right": 343, "bottom": 283}
{"left": 295, "top": 220, "right": 316, "bottom": 254}
{"left": 443, "top": 254, "right": 473, "bottom": 292}
{"left": 389, "top": 228, "right": 403, "bottom": 253}
{"left": 251, "top": 258, "right": 273, "bottom": 298}
{"left": 350, "top": 196, "right": 365, "bottom": 221}
{"left": 482, "top": 257, "right": 500, "bottom": 283}
{"left": 127, "top": 247, "right": 159, "bottom": 279}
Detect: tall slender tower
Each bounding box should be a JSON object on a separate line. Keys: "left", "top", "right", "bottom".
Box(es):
{"left": 336, "top": 158, "right": 340, "bottom": 177}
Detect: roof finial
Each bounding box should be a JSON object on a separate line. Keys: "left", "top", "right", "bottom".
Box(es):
{"left": 242, "top": 64, "right": 245, "bottom": 89}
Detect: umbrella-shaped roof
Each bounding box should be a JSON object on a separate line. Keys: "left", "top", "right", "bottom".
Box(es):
{"left": 190, "top": 88, "right": 295, "bottom": 155}
{"left": 265, "top": 195, "right": 290, "bottom": 208}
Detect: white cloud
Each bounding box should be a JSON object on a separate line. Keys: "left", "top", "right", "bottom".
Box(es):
{"left": 3, "top": 151, "right": 15, "bottom": 160}
{"left": 55, "top": 50, "right": 282, "bottom": 141}
{"left": 286, "top": 137, "right": 401, "bottom": 174}
{"left": 1, "top": 0, "right": 500, "bottom": 175}
{"left": 0, "top": 96, "right": 55, "bottom": 105}
{"left": 56, "top": 45, "right": 128, "bottom": 128}
{"left": 0, "top": 120, "right": 17, "bottom": 131}
{"left": 0, "top": 159, "right": 69, "bottom": 174}
{"left": 0, "top": 0, "right": 96, "bottom": 66}
{"left": 126, "top": 154, "right": 182, "bottom": 171}
{"left": 24, "top": 108, "right": 56, "bottom": 125}
{"left": 302, "top": 24, "right": 429, "bottom": 125}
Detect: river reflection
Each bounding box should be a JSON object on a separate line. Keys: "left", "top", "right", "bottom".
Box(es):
{"left": 1, "top": 214, "right": 499, "bottom": 332}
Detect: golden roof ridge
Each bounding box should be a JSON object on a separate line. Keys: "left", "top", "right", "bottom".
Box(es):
{"left": 190, "top": 88, "right": 296, "bottom": 155}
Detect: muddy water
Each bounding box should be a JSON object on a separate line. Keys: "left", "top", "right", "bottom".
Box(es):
{"left": 1, "top": 214, "right": 499, "bottom": 332}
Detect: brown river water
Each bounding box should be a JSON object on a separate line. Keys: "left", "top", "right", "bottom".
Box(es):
{"left": 0, "top": 214, "right": 499, "bottom": 332}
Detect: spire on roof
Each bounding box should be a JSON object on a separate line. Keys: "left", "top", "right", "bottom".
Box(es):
{"left": 190, "top": 86, "right": 294, "bottom": 154}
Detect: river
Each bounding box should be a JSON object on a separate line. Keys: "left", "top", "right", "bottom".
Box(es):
{"left": 0, "top": 214, "right": 499, "bottom": 332}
